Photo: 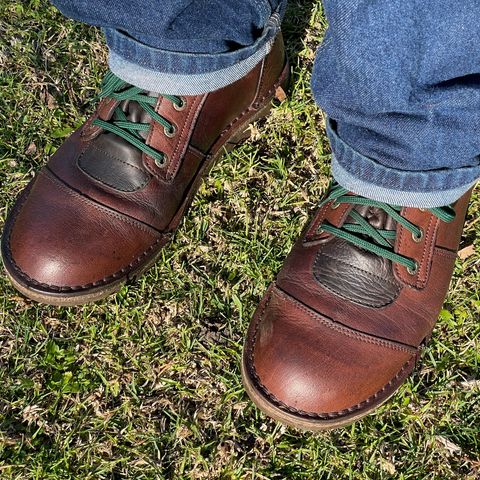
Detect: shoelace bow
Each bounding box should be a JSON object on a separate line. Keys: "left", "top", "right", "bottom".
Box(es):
{"left": 92, "top": 71, "right": 185, "bottom": 166}
{"left": 318, "top": 182, "right": 456, "bottom": 274}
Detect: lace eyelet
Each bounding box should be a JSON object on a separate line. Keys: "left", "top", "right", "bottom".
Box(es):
{"left": 412, "top": 228, "right": 424, "bottom": 243}
{"left": 154, "top": 154, "right": 167, "bottom": 168}
{"left": 173, "top": 97, "right": 187, "bottom": 111}
{"left": 164, "top": 125, "right": 177, "bottom": 138}
{"left": 407, "top": 262, "right": 419, "bottom": 275}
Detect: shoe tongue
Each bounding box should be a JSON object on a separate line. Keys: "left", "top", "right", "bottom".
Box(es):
{"left": 313, "top": 203, "right": 400, "bottom": 307}
{"left": 349, "top": 204, "right": 396, "bottom": 246}
{"left": 352, "top": 204, "right": 394, "bottom": 229}
{"left": 118, "top": 91, "right": 158, "bottom": 140}
{"left": 78, "top": 92, "right": 161, "bottom": 192}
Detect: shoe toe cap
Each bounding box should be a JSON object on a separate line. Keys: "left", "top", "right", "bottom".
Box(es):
{"left": 245, "top": 285, "right": 418, "bottom": 418}
{"left": 2, "top": 170, "right": 160, "bottom": 291}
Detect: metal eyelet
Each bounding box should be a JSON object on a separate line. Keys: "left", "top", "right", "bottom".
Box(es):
{"left": 173, "top": 97, "right": 187, "bottom": 111}
{"left": 154, "top": 154, "right": 167, "bottom": 168}
{"left": 330, "top": 201, "right": 340, "bottom": 210}
{"left": 412, "top": 228, "right": 424, "bottom": 243}
{"left": 407, "top": 262, "right": 419, "bottom": 275}
{"left": 164, "top": 124, "right": 177, "bottom": 138}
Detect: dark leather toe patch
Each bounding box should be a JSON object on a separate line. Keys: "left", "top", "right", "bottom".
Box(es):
{"left": 314, "top": 238, "right": 401, "bottom": 307}
{"left": 78, "top": 133, "right": 150, "bottom": 192}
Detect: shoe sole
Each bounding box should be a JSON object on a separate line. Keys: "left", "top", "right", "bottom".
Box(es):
{"left": 2, "top": 62, "right": 290, "bottom": 306}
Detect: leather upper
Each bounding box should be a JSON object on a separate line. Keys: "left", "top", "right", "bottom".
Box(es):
{"left": 2, "top": 35, "right": 288, "bottom": 292}
{"left": 244, "top": 187, "right": 471, "bottom": 418}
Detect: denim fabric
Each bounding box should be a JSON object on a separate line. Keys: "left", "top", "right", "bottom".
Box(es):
{"left": 50, "top": 1, "right": 286, "bottom": 76}
{"left": 108, "top": 40, "right": 275, "bottom": 94}
{"left": 313, "top": 0, "right": 480, "bottom": 206}
{"left": 51, "top": 0, "right": 480, "bottom": 206}
{"left": 332, "top": 153, "right": 476, "bottom": 209}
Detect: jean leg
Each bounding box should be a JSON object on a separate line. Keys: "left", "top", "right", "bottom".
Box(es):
{"left": 50, "top": 0, "right": 287, "bottom": 93}
{"left": 312, "top": 0, "right": 480, "bottom": 207}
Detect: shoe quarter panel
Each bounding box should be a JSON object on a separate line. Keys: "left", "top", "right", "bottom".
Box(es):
{"left": 144, "top": 94, "right": 207, "bottom": 181}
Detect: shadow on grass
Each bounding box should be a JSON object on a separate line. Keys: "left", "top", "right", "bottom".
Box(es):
{"left": 282, "top": 0, "right": 325, "bottom": 69}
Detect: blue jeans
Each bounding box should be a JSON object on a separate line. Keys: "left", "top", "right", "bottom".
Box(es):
{"left": 50, "top": 0, "right": 480, "bottom": 208}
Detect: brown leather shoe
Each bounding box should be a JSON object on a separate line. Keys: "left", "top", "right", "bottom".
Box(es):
{"left": 1, "top": 36, "right": 289, "bottom": 306}
{"left": 242, "top": 181, "right": 472, "bottom": 430}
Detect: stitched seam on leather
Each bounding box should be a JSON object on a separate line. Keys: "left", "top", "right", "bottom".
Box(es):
{"left": 167, "top": 95, "right": 197, "bottom": 178}
{"left": 245, "top": 285, "right": 418, "bottom": 420}
{"left": 418, "top": 215, "right": 438, "bottom": 287}
{"left": 313, "top": 251, "right": 401, "bottom": 308}
{"left": 304, "top": 203, "right": 330, "bottom": 241}
{"left": 253, "top": 55, "right": 266, "bottom": 106}
{"left": 143, "top": 96, "right": 165, "bottom": 180}
{"left": 434, "top": 246, "right": 458, "bottom": 258}
{"left": 81, "top": 98, "right": 116, "bottom": 140}
{"left": 86, "top": 143, "right": 146, "bottom": 173}
{"left": 170, "top": 100, "right": 195, "bottom": 174}
{"left": 4, "top": 171, "right": 167, "bottom": 293}
{"left": 414, "top": 213, "right": 436, "bottom": 288}
{"left": 304, "top": 203, "right": 351, "bottom": 243}
{"left": 143, "top": 95, "right": 207, "bottom": 183}
{"left": 168, "top": 94, "right": 208, "bottom": 181}
{"left": 278, "top": 287, "right": 415, "bottom": 352}
{"left": 78, "top": 143, "right": 149, "bottom": 192}
{"left": 255, "top": 356, "right": 416, "bottom": 420}
{"left": 44, "top": 170, "right": 156, "bottom": 235}
{"left": 394, "top": 211, "right": 437, "bottom": 289}
{"left": 394, "top": 217, "right": 408, "bottom": 286}
{"left": 6, "top": 235, "right": 166, "bottom": 293}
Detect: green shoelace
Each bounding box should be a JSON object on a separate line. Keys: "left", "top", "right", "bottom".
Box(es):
{"left": 318, "top": 183, "right": 456, "bottom": 274}
{"left": 92, "top": 71, "right": 185, "bottom": 167}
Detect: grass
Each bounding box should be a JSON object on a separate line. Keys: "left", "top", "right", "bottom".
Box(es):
{"left": 0, "top": 1, "right": 479, "bottom": 478}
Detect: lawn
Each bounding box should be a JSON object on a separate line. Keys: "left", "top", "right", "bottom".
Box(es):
{"left": 0, "top": 1, "right": 479, "bottom": 479}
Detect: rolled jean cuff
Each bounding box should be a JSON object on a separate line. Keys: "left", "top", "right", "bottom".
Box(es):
{"left": 327, "top": 119, "right": 479, "bottom": 208}
{"left": 105, "top": 10, "right": 282, "bottom": 95}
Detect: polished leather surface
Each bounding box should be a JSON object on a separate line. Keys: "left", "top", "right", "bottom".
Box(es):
{"left": 244, "top": 187, "right": 471, "bottom": 422}
{"left": 2, "top": 35, "right": 288, "bottom": 296}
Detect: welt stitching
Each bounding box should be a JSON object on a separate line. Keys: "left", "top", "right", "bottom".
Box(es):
{"left": 254, "top": 355, "right": 416, "bottom": 420}
{"left": 7, "top": 235, "right": 165, "bottom": 293}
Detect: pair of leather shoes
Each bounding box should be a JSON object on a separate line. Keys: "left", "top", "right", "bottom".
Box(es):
{"left": 1, "top": 33, "right": 471, "bottom": 430}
